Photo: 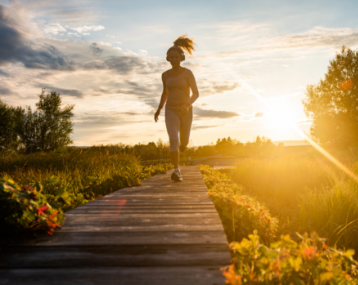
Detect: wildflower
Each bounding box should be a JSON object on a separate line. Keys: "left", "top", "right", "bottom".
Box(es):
{"left": 37, "top": 205, "right": 49, "bottom": 215}
{"left": 304, "top": 247, "right": 316, "bottom": 259}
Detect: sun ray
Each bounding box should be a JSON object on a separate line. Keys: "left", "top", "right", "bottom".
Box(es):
{"left": 239, "top": 80, "right": 358, "bottom": 183}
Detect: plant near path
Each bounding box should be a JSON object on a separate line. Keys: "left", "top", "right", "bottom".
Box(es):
{"left": 224, "top": 231, "right": 358, "bottom": 284}
{"left": 0, "top": 176, "right": 65, "bottom": 235}
{"left": 200, "top": 165, "right": 278, "bottom": 245}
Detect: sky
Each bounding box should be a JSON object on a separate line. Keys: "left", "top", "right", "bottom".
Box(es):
{"left": 1, "top": 0, "right": 358, "bottom": 146}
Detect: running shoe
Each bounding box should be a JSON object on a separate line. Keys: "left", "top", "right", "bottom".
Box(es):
{"left": 171, "top": 171, "right": 183, "bottom": 182}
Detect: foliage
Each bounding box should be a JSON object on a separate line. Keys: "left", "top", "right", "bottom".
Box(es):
{"left": 0, "top": 147, "right": 173, "bottom": 211}
{"left": 223, "top": 231, "right": 358, "bottom": 285}
{"left": 0, "top": 176, "right": 65, "bottom": 235}
{"left": 0, "top": 147, "right": 172, "bottom": 235}
{"left": 0, "top": 99, "right": 18, "bottom": 151}
{"left": 303, "top": 46, "right": 358, "bottom": 147}
{"left": 13, "top": 89, "right": 74, "bottom": 153}
{"left": 200, "top": 165, "right": 278, "bottom": 245}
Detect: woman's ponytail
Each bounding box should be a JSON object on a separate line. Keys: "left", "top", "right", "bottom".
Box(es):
{"left": 173, "top": 34, "right": 195, "bottom": 55}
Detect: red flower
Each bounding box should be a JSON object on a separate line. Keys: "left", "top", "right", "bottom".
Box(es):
{"left": 37, "top": 205, "right": 49, "bottom": 215}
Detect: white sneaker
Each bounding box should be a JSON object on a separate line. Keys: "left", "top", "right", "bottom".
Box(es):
{"left": 171, "top": 170, "right": 183, "bottom": 182}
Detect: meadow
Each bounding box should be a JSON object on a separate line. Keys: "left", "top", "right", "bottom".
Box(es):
{"left": 206, "top": 146, "right": 358, "bottom": 255}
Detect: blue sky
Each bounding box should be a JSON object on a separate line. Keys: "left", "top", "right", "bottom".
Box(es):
{"left": 1, "top": 0, "right": 357, "bottom": 146}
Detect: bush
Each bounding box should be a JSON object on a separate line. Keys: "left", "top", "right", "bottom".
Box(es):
{"left": 200, "top": 165, "right": 278, "bottom": 245}
{"left": 223, "top": 231, "right": 358, "bottom": 284}
{"left": 13, "top": 89, "right": 74, "bottom": 153}
{"left": 0, "top": 176, "right": 65, "bottom": 235}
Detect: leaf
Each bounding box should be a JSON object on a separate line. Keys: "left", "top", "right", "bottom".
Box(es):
{"left": 320, "top": 272, "right": 334, "bottom": 281}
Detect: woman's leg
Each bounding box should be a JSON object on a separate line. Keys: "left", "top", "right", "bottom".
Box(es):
{"left": 165, "top": 108, "right": 181, "bottom": 168}
{"left": 179, "top": 106, "right": 193, "bottom": 151}
{"left": 170, "top": 151, "right": 179, "bottom": 169}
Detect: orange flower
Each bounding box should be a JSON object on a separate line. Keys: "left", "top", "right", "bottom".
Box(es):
{"left": 304, "top": 247, "right": 316, "bottom": 259}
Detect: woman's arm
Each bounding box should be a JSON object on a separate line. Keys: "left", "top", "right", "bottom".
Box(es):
{"left": 154, "top": 73, "right": 169, "bottom": 122}
{"left": 186, "top": 70, "right": 199, "bottom": 106}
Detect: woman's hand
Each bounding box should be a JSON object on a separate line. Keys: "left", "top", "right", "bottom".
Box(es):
{"left": 154, "top": 109, "right": 161, "bottom": 122}
{"left": 180, "top": 103, "right": 190, "bottom": 116}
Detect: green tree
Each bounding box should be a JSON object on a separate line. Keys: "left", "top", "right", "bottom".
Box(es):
{"left": 0, "top": 99, "right": 18, "bottom": 150}
{"left": 303, "top": 46, "right": 358, "bottom": 147}
{"left": 15, "top": 89, "right": 74, "bottom": 152}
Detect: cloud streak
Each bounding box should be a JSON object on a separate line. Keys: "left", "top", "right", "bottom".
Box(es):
{"left": 194, "top": 107, "right": 240, "bottom": 119}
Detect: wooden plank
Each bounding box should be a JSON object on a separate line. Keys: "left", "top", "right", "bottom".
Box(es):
{"left": 0, "top": 267, "right": 226, "bottom": 285}
{"left": 64, "top": 213, "right": 220, "bottom": 218}
{"left": 59, "top": 224, "right": 227, "bottom": 232}
{"left": 1, "top": 245, "right": 229, "bottom": 268}
{"left": 27, "top": 231, "right": 228, "bottom": 246}
{"left": 61, "top": 217, "right": 222, "bottom": 227}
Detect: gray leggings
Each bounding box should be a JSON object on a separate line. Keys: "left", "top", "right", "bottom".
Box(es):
{"left": 165, "top": 107, "right": 193, "bottom": 152}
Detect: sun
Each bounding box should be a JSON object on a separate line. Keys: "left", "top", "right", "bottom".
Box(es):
{"left": 266, "top": 101, "right": 297, "bottom": 128}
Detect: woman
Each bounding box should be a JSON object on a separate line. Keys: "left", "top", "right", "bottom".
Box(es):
{"left": 154, "top": 35, "right": 199, "bottom": 182}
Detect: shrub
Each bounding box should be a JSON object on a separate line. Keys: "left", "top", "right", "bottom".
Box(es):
{"left": 0, "top": 176, "right": 65, "bottom": 235}
{"left": 223, "top": 231, "right": 358, "bottom": 284}
{"left": 200, "top": 165, "right": 278, "bottom": 245}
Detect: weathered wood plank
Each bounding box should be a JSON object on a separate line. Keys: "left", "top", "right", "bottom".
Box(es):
{"left": 1, "top": 244, "right": 229, "bottom": 268}
{"left": 27, "top": 231, "right": 228, "bottom": 246}
{"left": 61, "top": 217, "right": 222, "bottom": 227}
{"left": 59, "top": 224, "right": 227, "bottom": 232}
{"left": 0, "top": 267, "right": 226, "bottom": 285}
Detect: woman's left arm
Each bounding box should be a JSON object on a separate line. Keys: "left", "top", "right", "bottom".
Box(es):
{"left": 186, "top": 70, "right": 199, "bottom": 106}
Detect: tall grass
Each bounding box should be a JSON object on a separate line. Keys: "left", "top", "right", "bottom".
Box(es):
{"left": 0, "top": 146, "right": 172, "bottom": 211}
{"left": 227, "top": 150, "right": 358, "bottom": 253}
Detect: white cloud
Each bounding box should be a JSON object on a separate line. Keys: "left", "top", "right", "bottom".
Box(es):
{"left": 67, "top": 32, "right": 80, "bottom": 37}
{"left": 72, "top": 25, "right": 105, "bottom": 34}
{"left": 43, "top": 23, "right": 66, "bottom": 35}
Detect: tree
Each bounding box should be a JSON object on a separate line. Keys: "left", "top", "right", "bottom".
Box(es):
{"left": 303, "top": 46, "right": 358, "bottom": 147}
{"left": 0, "top": 99, "right": 18, "bottom": 150}
{"left": 15, "top": 89, "right": 74, "bottom": 152}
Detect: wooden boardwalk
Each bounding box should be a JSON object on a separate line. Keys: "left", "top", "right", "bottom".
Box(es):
{"left": 1, "top": 165, "right": 230, "bottom": 285}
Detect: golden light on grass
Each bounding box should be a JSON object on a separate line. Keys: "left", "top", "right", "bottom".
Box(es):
{"left": 240, "top": 80, "right": 358, "bottom": 183}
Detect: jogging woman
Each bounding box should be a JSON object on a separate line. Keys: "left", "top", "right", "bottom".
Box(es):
{"left": 154, "top": 35, "right": 199, "bottom": 182}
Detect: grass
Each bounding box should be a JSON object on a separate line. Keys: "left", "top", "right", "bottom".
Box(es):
{"left": 225, "top": 149, "right": 358, "bottom": 254}
{"left": 0, "top": 146, "right": 172, "bottom": 212}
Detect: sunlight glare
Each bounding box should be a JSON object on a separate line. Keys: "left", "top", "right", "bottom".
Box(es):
{"left": 266, "top": 101, "right": 296, "bottom": 128}
{"left": 239, "top": 80, "right": 358, "bottom": 183}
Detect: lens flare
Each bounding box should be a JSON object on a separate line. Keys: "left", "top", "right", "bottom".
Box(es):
{"left": 239, "top": 80, "right": 358, "bottom": 183}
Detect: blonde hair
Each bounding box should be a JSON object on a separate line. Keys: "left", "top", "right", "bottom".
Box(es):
{"left": 167, "top": 34, "right": 195, "bottom": 58}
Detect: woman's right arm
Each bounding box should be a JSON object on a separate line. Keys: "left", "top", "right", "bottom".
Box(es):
{"left": 154, "top": 73, "right": 168, "bottom": 122}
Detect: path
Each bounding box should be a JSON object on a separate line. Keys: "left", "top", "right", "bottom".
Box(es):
{"left": 1, "top": 165, "right": 230, "bottom": 285}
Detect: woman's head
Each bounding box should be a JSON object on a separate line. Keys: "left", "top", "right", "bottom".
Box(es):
{"left": 166, "top": 34, "right": 195, "bottom": 66}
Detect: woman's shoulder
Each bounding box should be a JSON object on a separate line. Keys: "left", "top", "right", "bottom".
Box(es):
{"left": 183, "top": 67, "right": 194, "bottom": 77}
{"left": 162, "top": 69, "right": 173, "bottom": 76}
